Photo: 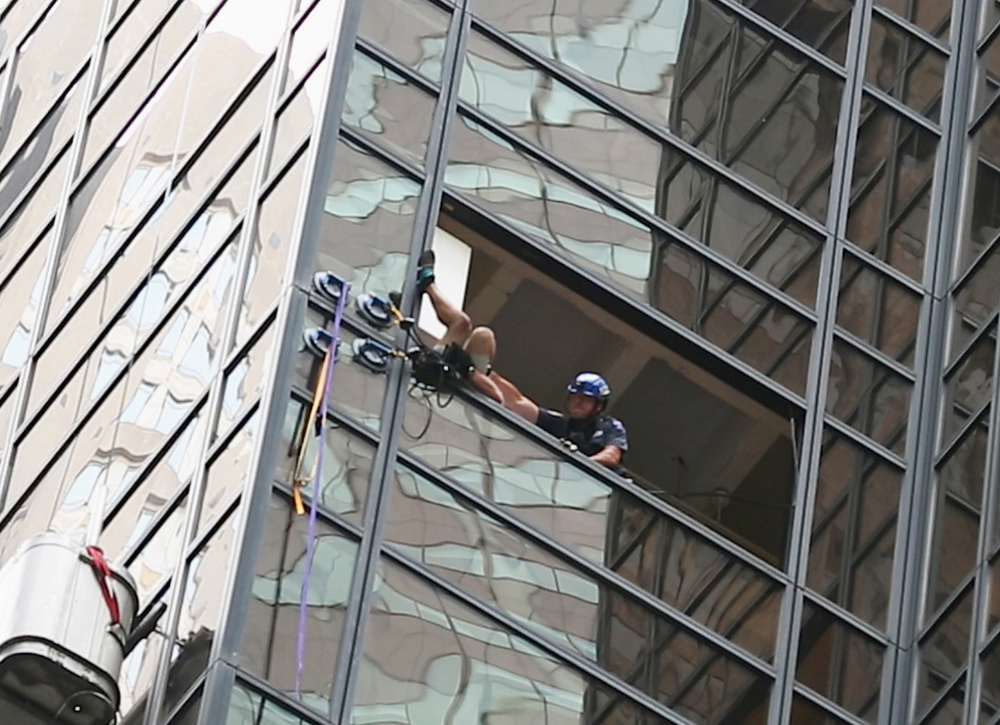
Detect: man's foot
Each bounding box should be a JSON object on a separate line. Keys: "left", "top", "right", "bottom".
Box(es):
{"left": 416, "top": 249, "right": 435, "bottom": 292}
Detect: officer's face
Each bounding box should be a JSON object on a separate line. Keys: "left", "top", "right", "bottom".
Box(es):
{"left": 567, "top": 393, "right": 600, "bottom": 419}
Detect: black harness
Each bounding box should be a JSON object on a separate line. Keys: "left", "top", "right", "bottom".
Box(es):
{"left": 408, "top": 343, "right": 474, "bottom": 391}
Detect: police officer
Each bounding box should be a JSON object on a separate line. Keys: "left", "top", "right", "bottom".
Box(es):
{"left": 488, "top": 371, "right": 629, "bottom": 474}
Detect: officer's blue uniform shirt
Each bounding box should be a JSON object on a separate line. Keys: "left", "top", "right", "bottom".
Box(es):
{"left": 536, "top": 409, "right": 629, "bottom": 474}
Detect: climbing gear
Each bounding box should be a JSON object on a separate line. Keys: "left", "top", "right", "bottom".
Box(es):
{"left": 567, "top": 372, "right": 611, "bottom": 406}
{"left": 302, "top": 327, "right": 339, "bottom": 359}
{"left": 352, "top": 337, "right": 394, "bottom": 373}
{"left": 355, "top": 293, "right": 397, "bottom": 329}
{"left": 312, "top": 271, "right": 344, "bottom": 306}
{"left": 408, "top": 343, "right": 473, "bottom": 390}
{"left": 292, "top": 275, "right": 349, "bottom": 698}
{"left": 347, "top": 251, "right": 478, "bottom": 415}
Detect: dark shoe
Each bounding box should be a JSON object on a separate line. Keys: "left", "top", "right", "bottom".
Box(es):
{"left": 416, "top": 249, "right": 435, "bottom": 291}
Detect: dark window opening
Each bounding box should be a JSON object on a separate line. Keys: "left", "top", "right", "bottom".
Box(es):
{"left": 428, "top": 214, "right": 800, "bottom": 566}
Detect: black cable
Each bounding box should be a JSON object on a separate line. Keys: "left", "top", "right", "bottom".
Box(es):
{"left": 403, "top": 382, "right": 434, "bottom": 439}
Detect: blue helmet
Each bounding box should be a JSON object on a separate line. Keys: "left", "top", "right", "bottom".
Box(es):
{"left": 567, "top": 372, "right": 611, "bottom": 407}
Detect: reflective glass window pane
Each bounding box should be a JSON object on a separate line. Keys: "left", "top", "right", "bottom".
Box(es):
{"left": 950, "top": 239, "right": 1000, "bottom": 362}
{"left": 398, "top": 390, "right": 783, "bottom": 656}
{"left": 282, "top": 0, "right": 337, "bottom": 93}
{"left": 984, "top": 3, "right": 1000, "bottom": 39}
{"left": 217, "top": 323, "right": 275, "bottom": 438}
{"left": 59, "top": 106, "right": 187, "bottom": 329}
{"left": 101, "top": 411, "right": 208, "bottom": 560}
{"left": 809, "top": 430, "right": 903, "bottom": 629}
{"left": 789, "top": 695, "right": 854, "bottom": 724}
{"left": 241, "top": 495, "right": 359, "bottom": 710}
{"left": 171, "top": 0, "right": 291, "bottom": 157}
{"left": 10, "top": 239, "right": 240, "bottom": 515}
{"left": 118, "top": 593, "right": 171, "bottom": 722}
{"left": 982, "top": 639, "right": 1000, "bottom": 720}
{"left": 796, "top": 601, "right": 884, "bottom": 722}
{"left": 0, "top": 147, "right": 68, "bottom": 273}
{"left": 274, "top": 399, "right": 374, "bottom": 526}
{"left": 990, "top": 555, "right": 1000, "bottom": 634}
{"left": 164, "top": 513, "right": 239, "bottom": 716}
{"left": 741, "top": 0, "right": 852, "bottom": 63}
{"left": 350, "top": 553, "right": 667, "bottom": 724}
{"left": 29, "top": 152, "right": 255, "bottom": 418}
{"left": 342, "top": 47, "right": 436, "bottom": 167}
{"left": 942, "top": 328, "right": 994, "bottom": 443}
{"left": 0, "top": 230, "right": 49, "bottom": 387}
{"left": 0, "top": 0, "right": 48, "bottom": 57}
{"left": 460, "top": 30, "right": 660, "bottom": 209}
{"left": 0, "top": 384, "right": 16, "bottom": 461}
{"left": 657, "top": 151, "right": 827, "bottom": 305}
{"left": 867, "top": 16, "right": 946, "bottom": 123}
{"left": 917, "top": 587, "right": 973, "bottom": 714}
{"left": 127, "top": 495, "right": 188, "bottom": 607}
{"left": 101, "top": 0, "right": 203, "bottom": 92}
{"left": 269, "top": 56, "right": 322, "bottom": 178}
{"left": 14, "top": 236, "right": 239, "bottom": 489}
{"left": 225, "top": 682, "right": 314, "bottom": 725}
{"left": 166, "top": 688, "right": 202, "bottom": 725}
{"left": 7, "top": 361, "right": 128, "bottom": 517}
{"left": 312, "top": 138, "right": 420, "bottom": 300}
{"left": 0, "top": 67, "right": 84, "bottom": 221}
{"left": 293, "top": 307, "right": 387, "bottom": 430}
{"left": 357, "top": 0, "right": 449, "bottom": 83}
{"left": 236, "top": 150, "right": 307, "bottom": 348}
{"left": 975, "top": 36, "right": 1000, "bottom": 116}
{"left": 1, "top": 0, "right": 100, "bottom": 171}
{"left": 385, "top": 462, "right": 773, "bottom": 719}
{"left": 826, "top": 339, "right": 914, "bottom": 452}
{"left": 847, "top": 95, "right": 939, "bottom": 282}
{"left": 461, "top": 25, "right": 839, "bottom": 231}
{"left": 480, "top": 0, "right": 850, "bottom": 83}
{"left": 960, "top": 112, "right": 1000, "bottom": 281}
{"left": 673, "top": 14, "right": 844, "bottom": 223}
{"left": 838, "top": 253, "right": 922, "bottom": 368}
{"left": 87, "top": 3, "right": 202, "bottom": 168}
{"left": 0, "top": 457, "right": 61, "bottom": 560}
{"left": 926, "top": 420, "right": 986, "bottom": 617}
{"left": 921, "top": 683, "right": 965, "bottom": 725}
{"left": 198, "top": 409, "right": 259, "bottom": 535}
{"left": 875, "top": 0, "right": 951, "bottom": 43}
{"left": 447, "top": 113, "right": 653, "bottom": 298}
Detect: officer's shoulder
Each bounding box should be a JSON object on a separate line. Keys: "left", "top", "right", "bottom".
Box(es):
{"left": 601, "top": 416, "right": 627, "bottom": 431}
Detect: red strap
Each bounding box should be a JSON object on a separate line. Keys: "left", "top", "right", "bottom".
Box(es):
{"left": 86, "top": 546, "right": 121, "bottom": 625}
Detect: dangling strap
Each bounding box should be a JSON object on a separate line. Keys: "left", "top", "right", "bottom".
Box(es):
{"left": 292, "top": 350, "right": 330, "bottom": 514}
{"left": 294, "top": 280, "right": 349, "bottom": 698}
{"left": 86, "top": 546, "right": 121, "bottom": 626}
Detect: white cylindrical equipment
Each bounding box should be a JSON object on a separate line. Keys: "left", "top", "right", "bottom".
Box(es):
{"left": 0, "top": 532, "right": 138, "bottom": 725}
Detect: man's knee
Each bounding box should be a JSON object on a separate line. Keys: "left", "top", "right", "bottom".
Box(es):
{"left": 465, "top": 326, "right": 496, "bottom": 374}
{"left": 465, "top": 326, "right": 496, "bottom": 357}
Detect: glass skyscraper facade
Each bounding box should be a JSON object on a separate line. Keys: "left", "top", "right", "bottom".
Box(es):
{"left": 0, "top": 0, "right": 997, "bottom": 723}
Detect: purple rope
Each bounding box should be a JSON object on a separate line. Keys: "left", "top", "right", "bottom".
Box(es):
{"left": 295, "top": 281, "right": 349, "bottom": 698}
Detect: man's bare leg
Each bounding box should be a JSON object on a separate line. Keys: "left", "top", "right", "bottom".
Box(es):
{"left": 423, "top": 282, "right": 472, "bottom": 346}
{"left": 411, "top": 251, "right": 505, "bottom": 408}
{"left": 414, "top": 250, "right": 472, "bottom": 347}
